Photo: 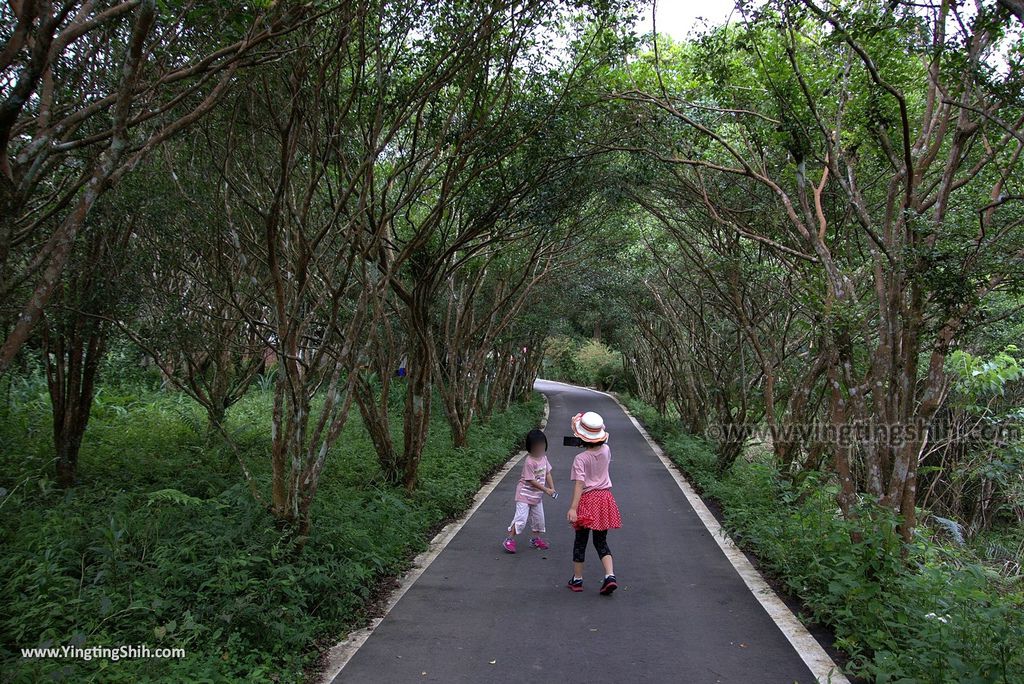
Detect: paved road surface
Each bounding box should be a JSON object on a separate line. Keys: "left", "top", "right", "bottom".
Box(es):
{"left": 331, "top": 380, "right": 821, "bottom": 683}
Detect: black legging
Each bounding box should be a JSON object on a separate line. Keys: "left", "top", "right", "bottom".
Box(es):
{"left": 573, "top": 527, "right": 611, "bottom": 563}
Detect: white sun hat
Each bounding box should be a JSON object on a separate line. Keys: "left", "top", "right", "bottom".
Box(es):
{"left": 571, "top": 411, "right": 608, "bottom": 443}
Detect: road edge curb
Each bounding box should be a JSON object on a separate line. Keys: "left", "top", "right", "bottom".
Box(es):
{"left": 317, "top": 393, "right": 550, "bottom": 683}
{"left": 537, "top": 378, "right": 849, "bottom": 684}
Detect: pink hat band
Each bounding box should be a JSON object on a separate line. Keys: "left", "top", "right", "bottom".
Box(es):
{"left": 572, "top": 411, "right": 607, "bottom": 443}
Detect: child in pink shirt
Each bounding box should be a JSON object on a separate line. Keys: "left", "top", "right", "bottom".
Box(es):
{"left": 503, "top": 429, "right": 556, "bottom": 553}
{"left": 566, "top": 411, "right": 621, "bottom": 595}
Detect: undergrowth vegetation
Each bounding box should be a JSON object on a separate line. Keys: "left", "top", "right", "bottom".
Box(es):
{"left": 0, "top": 372, "right": 542, "bottom": 682}
{"left": 620, "top": 395, "right": 1024, "bottom": 684}
{"left": 542, "top": 335, "right": 625, "bottom": 391}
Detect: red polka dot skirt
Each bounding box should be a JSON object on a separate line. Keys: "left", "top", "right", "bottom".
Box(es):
{"left": 574, "top": 488, "right": 621, "bottom": 531}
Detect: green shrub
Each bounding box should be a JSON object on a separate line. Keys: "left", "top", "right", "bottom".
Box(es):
{"left": 576, "top": 340, "right": 624, "bottom": 390}
{"left": 542, "top": 334, "right": 584, "bottom": 384}
{"left": 619, "top": 393, "right": 1024, "bottom": 684}
{"left": 542, "top": 336, "right": 625, "bottom": 390}
{"left": 0, "top": 383, "right": 542, "bottom": 682}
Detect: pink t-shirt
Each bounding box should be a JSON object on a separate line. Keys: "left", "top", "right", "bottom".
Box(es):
{"left": 571, "top": 444, "right": 612, "bottom": 493}
{"left": 515, "top": 455, "right": 551, "bottom": 504}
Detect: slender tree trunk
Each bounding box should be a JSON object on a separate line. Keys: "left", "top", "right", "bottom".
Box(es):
{"left": 205, "top": 401, "right": 228, "bottom": 443}
{"left": 354, "top": 374, "right": 401, "bottom": 483}
{"left": 401, "top": 328, "right": 434, "bottom": 491}
{"left": 436, "top": 351, "right": 477, "bottom": 449}
{"left": 44, "top": 314, "right": 107, "bottom": 487}
{"left": 827, "top": 357, "right": 858, "bottom": 521}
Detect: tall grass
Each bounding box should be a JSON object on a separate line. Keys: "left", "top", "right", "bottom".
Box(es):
{"left": 0, "top": 380, "right": 542, "bottom": 683}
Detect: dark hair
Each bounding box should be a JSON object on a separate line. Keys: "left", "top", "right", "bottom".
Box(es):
{"left": 525, "top": 429, "right": 548, "bottom": 453}
{"left": 584, "top": 440, "right": 606, "bottom": 448}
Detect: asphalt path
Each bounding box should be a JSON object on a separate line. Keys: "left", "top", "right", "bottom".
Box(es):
{"left": 331, "top": 380, "right": 820, "bottom": 683}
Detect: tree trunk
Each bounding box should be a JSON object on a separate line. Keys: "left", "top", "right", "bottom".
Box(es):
{"left": 401, "top": 330, "right": 434, "bottom": 491}
{"left": 44, "top": 314, "right": 106, "bottom": 487}
{"left": 354, "top": 374, "right": 402, "bottom": 484}
{"left": 435, "top": 349, "right": 480, "bottom": 449}
{"left": 451, "top": 418, "right": 469, "bottom": 449}
{"left": 205, "top": 402, "right": 227, "bottom": 443}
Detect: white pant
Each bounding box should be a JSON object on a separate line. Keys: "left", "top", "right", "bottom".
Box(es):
{"left": 509, "top": 501, "right": 545, "bottom": 535}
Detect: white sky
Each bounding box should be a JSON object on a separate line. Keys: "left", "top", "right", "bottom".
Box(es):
{"left": 635, "top": 0, "right": 740, "bottom": 40}
{"left": 634, "top": 1, "right": 1017, "bottom": 75}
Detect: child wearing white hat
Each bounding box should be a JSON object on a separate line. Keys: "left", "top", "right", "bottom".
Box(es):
{"left": 566, "top": 411, "right": 621, "bottom": 595}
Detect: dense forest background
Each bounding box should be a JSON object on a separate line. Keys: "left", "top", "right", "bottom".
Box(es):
{"left": 2, "top": 0, "right": 1023, "bottom": 681}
